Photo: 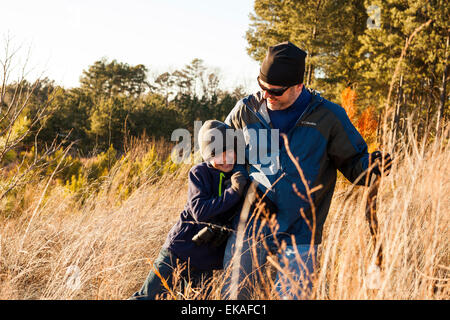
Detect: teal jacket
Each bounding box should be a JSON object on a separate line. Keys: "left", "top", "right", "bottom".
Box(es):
{"left": 225, "top": 88, "right": 370, "bottom": 245}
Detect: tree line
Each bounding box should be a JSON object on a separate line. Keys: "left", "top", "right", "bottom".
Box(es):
{"left": 246, "top": 0, "right": 448, "bottom": 143}
{"left": 1, "top": 58, "right": 244, "bottom": 158}
{"left": 1, "top": 0, "right": 448, "bottom": 162}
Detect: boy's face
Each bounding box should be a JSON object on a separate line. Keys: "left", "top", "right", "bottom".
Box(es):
{"left": 210, "top": 149, "right": 236, "bottom": 172}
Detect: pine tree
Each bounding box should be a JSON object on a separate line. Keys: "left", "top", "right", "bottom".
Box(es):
{"left": 246, "top": 0, "right": 368, "bottom": 100}
{"left": 356, "top": 0, "right": 448, "bottom": 134}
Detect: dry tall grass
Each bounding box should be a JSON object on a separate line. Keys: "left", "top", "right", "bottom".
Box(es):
{"left": 0, "top": 126, "right": 448, "bottom": 300}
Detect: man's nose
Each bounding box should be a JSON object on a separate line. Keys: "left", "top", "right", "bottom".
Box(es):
{"left": 263, "top": 90, "right": 273, "bottom": 100}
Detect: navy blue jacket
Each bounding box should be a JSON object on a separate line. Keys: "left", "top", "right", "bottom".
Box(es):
{"left": 163, "top": 162, "right": 242, "bottom": 271}
{"left": 225, "top": 89, "right": 370, "bottom": 245}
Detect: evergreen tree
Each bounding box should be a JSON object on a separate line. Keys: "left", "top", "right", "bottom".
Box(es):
{"left": 80, "top": 58, "right": 149, "bottom": 100}
{"left": 356, "top": 0, "right": 448, "bottom": 136}
{"left": 246, "top": 0, "right": 368, "bottom": 100}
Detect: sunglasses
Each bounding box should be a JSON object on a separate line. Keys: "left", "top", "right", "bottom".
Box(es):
{"left": 257, "top": 77, "right": 290, "bottom": 96}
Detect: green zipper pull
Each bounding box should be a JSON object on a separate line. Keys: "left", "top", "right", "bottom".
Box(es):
{"left": 218, "top": 172, "right": 225, "bottom": 197}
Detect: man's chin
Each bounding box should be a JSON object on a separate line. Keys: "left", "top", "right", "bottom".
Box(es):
{"left": 268, "top": 98, "right": 293, "bottom": 110}
{"left": 267, "top": 100, "right": 278, "bottom": 109}
{"left": 267, "top": 101, "right": 284, "bottom": 110}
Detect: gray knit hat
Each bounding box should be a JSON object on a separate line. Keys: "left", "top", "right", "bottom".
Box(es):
{"left": 198, "top": 120, "right": 236, "bottom": 162}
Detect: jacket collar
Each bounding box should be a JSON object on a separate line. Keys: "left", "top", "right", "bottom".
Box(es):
{"left": 245, "top": 88, "right": 324, "bottom": 124}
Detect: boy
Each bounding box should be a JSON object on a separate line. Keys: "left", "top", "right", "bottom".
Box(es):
{"left": 130, "top": 120, "right": 248, "bottom": 299}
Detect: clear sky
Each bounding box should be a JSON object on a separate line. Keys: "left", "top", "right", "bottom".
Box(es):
{"left": 1, "top": 0, "right": 261, "bottom": 92}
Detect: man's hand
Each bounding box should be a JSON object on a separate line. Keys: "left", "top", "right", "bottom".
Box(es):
{"left": 230, "top": 171, "right": 248, "bottom": 196}
{"left": 223, "top": 178, "right": 231, "bottom": 189}
{"left": 370, "top": 151, "right": 393, "bottom": 176}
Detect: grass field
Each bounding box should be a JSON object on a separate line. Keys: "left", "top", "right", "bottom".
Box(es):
{"left": 0, "top": 126, "right": 448, "bottom": 300}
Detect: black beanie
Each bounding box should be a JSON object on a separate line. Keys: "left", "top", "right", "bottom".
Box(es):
{"left": 259, "top": 41, "right": 307, "bottom": 87}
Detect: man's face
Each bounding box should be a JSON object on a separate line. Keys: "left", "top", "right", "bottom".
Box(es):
{"left": 258, "top": 78, "right": 303, "bottom": 111}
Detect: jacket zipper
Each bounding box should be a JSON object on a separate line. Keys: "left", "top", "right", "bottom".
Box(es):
{"left": 218, "top": 172, "right": 225, "bottom": 197}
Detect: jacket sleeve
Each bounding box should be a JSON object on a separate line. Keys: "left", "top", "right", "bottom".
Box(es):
{"left": 327, "top": 105, "right": 370, "bottom": 186}
{"left": 225, "top": 100, "right": 251, "bottom": 180}
{"left": 225, "top": 99, "right": 245, "bottom": 129}
{"left": 187, "top": 167, "right": 241, "bottom": 222}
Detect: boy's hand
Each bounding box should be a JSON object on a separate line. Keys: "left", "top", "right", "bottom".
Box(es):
{"left": 230, "top": 171, "right": 248, "bottom": 196}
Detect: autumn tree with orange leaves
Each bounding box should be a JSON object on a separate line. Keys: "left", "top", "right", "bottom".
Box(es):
{"left": 341, "top": 87, "right": 379, "bottom": 151}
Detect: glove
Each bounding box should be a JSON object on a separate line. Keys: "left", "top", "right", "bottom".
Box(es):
{"left": 370, "top": 151, "right": 393, "bottom": 176}
{"left": 230, "top": 171, "right": 248, "bottom": 196}
{"left": 223, "top": 178, "right": 231, "bottom": 189}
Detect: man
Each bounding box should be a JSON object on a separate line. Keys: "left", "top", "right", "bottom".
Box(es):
{"left": 222, "top": 41, "right": 391, "bottom": 299}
